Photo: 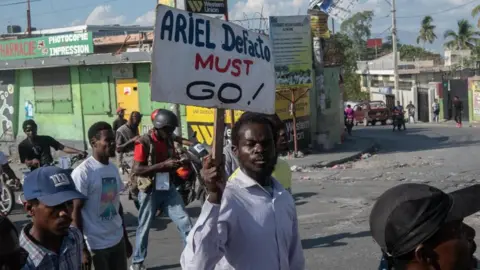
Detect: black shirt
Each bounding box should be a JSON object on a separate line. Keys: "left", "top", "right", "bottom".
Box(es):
{"left": 18, "top": 136, "right": 64, "bottom": 167}
{"left": 112, "top": 118, "right": 127, "bottom": 133}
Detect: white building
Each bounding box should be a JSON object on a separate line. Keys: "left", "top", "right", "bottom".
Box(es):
{"left": 356, "top": 52, "right": 445, "bottom": 122}
{"left": 444, "top": 50, "right": 471, "bottom": 67}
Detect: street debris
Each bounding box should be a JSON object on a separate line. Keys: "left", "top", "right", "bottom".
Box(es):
{"left": 361, "top": 153, "right": 372, "bottom": 159}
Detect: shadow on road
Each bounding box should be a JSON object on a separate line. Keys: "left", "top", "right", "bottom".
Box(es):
{"left": 354, "top": 127, "right": 480, "bottom": 154}
{"left": 149, "top": 264, "right": 181, "bottom": 270}
{"left": 301, "top": 231, "right": 371, "bottom": 249}
{"left": 293, "top": 192, "right": 317, "bottom": 206}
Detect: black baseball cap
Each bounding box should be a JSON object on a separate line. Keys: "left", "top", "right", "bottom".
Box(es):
{"left": 370, "top": 183, "right": 480, "bottom": 258}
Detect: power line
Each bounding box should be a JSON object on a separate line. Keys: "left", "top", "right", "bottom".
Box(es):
{"left": 376, "top": 0, "right": 479, "bottom": 20}
{"left": 0, "top": 0, "right": 40, "bottom": 7}
{"left": 2, "top": 0, "right": 119, "bottom": 21}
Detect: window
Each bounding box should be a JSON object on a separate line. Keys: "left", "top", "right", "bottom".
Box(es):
{"left": 33, "top": 68, "right": 73, "bottom": 114}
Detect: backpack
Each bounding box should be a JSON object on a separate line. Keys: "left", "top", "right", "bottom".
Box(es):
{"left": 129, "top": 134, "right": 157, "bottom": 197}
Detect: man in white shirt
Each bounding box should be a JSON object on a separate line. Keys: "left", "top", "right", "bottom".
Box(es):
{"left": 72, "top": 121, "right": 132, "bottom": 270}
{"left": 180, "top": 113, "right": 305, "bottom": 270}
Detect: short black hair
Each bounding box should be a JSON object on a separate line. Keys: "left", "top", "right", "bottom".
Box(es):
{"left": 264, "top": 113, "right": 286, "bottom": 132}
{"left": 231, "top": 112, "right": 277, "bottom": 146}
{"left": 22, "top": 119, "right": 37, "bottom": 131}
{"left": 88, "top": 121, "right": 112, "bottom": 141}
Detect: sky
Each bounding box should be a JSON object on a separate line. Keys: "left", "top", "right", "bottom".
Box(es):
{"left": 0, "top": 0, "right": 479, "bottom": 52}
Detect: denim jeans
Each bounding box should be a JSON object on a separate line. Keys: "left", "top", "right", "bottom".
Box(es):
{"left": 132, "top": 183, "right": 192, "bottom": 264}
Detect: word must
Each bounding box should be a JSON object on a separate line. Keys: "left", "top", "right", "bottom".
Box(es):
{"left": 195, "top": 53, "right": 254, "bottom": 77}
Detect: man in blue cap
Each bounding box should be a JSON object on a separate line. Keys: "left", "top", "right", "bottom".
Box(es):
{"left": 20, "top": 166, "right": 86, "bottom": 270}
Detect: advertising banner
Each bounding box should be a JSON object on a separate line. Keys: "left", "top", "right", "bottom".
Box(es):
{"left": 185, "top": 0, "right": 226, "bottom": 14}
{"left": 269, "top": 15, "right": 313, "bottom": 90}
{"left": 310, "top": 12, "right": 330, "bottom": 39}
{"left": 0, "top": 33, "right": 93, "bottom": 60}
{"left": 151, "top": 5, "right": 276, "bottom": 114}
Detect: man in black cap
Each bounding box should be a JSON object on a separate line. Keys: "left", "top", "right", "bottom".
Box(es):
{"left": 371, "top": 183, "right": 480, "bottom": 270}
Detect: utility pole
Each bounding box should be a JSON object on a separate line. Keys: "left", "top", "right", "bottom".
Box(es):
{"left": 27, "top": 0, "right": 32, "bottom": 36}
{"left": 391, "top": 0, "right": 399, "bottom": 102}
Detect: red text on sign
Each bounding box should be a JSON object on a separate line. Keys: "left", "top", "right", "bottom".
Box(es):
{"left": 194, "top": 53, "right": 254, "bottom": 77}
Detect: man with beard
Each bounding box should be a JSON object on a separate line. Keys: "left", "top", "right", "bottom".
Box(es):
{"left": 224, "top": 113, "right": 292, "bottom": 192}
{"left": 181, "top": 113, "right": 305, "bottom": 269}
{"left": 20, "top": 166, "right": 86, "bottom": 269}
{"left": 72, "top": 122, "right": 132, "bottom": 270}
{"left": 372, "top": 183, "right": 480, "bottom": 270}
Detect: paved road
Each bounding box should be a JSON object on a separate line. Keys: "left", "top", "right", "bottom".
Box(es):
{"left": 6, "top": 124, "right": 480, "bottom": 269}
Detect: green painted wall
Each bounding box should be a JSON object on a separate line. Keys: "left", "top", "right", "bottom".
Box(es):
{"left": 17, "top": 64, "right": 189, "bottom": 143}
{"left": 135, "top": 64, "right": 188, "bottom": 138}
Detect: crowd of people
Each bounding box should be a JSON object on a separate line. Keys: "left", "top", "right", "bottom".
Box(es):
{"left": 0, "top": 105, "right": 479, "bottom": 270}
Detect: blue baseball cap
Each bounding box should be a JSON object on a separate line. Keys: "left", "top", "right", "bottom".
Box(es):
{"left": 23, "top": 166, "right": 86, "bottom": 206}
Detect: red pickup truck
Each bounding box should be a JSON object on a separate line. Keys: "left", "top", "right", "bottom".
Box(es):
{"left": 353, "top": 101, "right": 390, "bottom": 126}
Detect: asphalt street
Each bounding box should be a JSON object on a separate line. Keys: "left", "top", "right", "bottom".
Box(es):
{"left": 6, "top": 124, "right": 480, "bottom": 269}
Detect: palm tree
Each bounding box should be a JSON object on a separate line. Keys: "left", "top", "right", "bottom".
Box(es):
{"left": 472, "top": 4, "right": 480, "bottom": 27}
{"left": 416, "top": 16, "right": 437, "bottom": 48}
{"left": 443, "top": 19, "right": 480, "bottom": 50}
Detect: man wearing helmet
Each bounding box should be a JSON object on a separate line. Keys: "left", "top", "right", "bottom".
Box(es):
{"left": 130, "top": 109, "right": 193, "bottom": 270}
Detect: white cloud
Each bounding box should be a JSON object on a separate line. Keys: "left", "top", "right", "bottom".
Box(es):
{"left": 85, "top": 5, "right": 126, "bottom": 25}
{"left": 134, "top": 10, "right": 156, "bottom": 26}
{"left": 69, "top": 19, "right": 83, "bottom": 27}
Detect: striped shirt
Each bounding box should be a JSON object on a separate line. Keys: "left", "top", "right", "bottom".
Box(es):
{"left": 180, "top": 169, "right": 305, "bottom": 270}
{"left": 20, "top": 224, "right": 83, "bottom": 270}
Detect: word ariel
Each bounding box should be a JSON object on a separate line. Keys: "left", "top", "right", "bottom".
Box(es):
{"left": 159, "top": 10, "right": 271, "bottom": 62}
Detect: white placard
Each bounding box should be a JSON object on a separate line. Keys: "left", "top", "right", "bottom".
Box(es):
{"left": 151, "top": 5, "right": 276, "bottom": 114}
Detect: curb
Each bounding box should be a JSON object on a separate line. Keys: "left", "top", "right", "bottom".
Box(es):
{"left": 290, "top": 138, "right": 377, "bottom": 169}
{"left": 315, "top": 141, "right": 377, "bottom": 168}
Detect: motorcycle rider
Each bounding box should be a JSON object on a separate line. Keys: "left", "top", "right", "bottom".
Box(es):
{"left": 392, "top": 102, "right": 406, "bottom": 131}
{"left": 344, "top": 105, "right": 354, "bottom": 135}
{"left": 18, "top": 120, "right": 87, "bottom": 171}
{"left": 130, "top": 109, "right": 193, "bottom": 270}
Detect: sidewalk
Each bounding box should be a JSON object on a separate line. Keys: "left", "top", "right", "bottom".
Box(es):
{"left": 285, "top": 137, "right": 376, "bottom": 168}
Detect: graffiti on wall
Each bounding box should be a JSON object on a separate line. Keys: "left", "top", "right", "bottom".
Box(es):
{"left": 0, "top": 71, "right": 15, "bottom": 141}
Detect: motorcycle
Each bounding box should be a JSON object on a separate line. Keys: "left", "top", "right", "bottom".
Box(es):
{"left": 345, "top": 116, "right": 354, "bottom": 135}
{"left": 18, "top": 154, "right": 87, "bottom": 206}
{"left": 0, "top": 174, "right": 14, "bottom": 215}
{"left": 174, "top": 132, "right": 210, "bottom": 206}
{"left": 392, "top": 112, "right": 405, "bottom": 131}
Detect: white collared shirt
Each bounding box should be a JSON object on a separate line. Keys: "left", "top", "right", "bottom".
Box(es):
{"left": 180, "top": 169, "right": 305, "bottom": 270}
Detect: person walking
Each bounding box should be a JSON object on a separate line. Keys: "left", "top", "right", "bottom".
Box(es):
{"left": 453, "top": 96, "right": 463, "bottom": 128}
{"left": 406, "top": 101, "right": 415, "bottom": 124}
{"left": 130, "top": 109, "right": 192, "bottom": 270}
{"left": 20, "top": 166, "right": 86, "bottom": 270}
{"left": 116, "top": 111, "right": 142, "bottom": 209}
{"left": 71, "top": 122, "right": 132, "bottom": 270}
{"left": 432, "top": 99, "right": 440, "bottom": 123}
{"left": 112, "top": 108, "right": 127, "bottom": 134}
{"left": 181, "top": 113, "right": 305, "bottom": 269}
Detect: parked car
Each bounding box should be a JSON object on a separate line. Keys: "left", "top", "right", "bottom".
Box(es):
{"left": 353, "top": 101, "right": 391, "bottom": 126}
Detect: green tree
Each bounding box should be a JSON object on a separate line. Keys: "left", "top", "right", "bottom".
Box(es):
{"left": 340, "top": 11, "right": 374, "bottom": 60}
{"left": 333, "top": 33, "right": 369, "bottom": 101}
{"left": 443, "top": 19, "right": 480, "bottom": 49}
{"left": 399, "top": 44, "right": 437, "bottom": 60}
{"left": 471, "top": 4, "right": 480, "bottom": 28}
{"left": 416, "top": 16, "right": 437, "bottom": 48}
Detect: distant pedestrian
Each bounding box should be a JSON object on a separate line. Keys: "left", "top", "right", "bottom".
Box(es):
{"left": 453, "top": 96, "right": 463, "bottom": 128}
{"left": 432, "top": 99, "right": 440, "bottom": 123}
{"left": 112, "top": 108, "right": 127, "bottom": 133}
{"left": 372, "top": 183, "right": 480, "bottom": 270}
{"left": 21, "top": 166, "right": 86, "bottom": 270}
{"left": 406, "top": 101, "right": 415, "bottom": 123}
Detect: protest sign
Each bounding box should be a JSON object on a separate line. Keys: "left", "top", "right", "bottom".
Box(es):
{"left": 151, "top": 5, "right": 276, "bottom": 114}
